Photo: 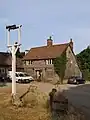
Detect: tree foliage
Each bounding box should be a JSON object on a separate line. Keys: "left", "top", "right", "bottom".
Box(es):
{"left": 53, "top": 52, "right": 67, "bottom": 84}
{"left": 76, "top": 46, "right": 90, "bottom": 80}
{"left": 16, "top": 48, "right": 23, "bottom": 58}
{"left": 76, "top": 47, "right": 90, "bottom": 71}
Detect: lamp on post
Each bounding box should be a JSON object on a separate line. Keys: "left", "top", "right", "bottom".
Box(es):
{"left": 6, "top": 24, "right": 22, "bottom": 97}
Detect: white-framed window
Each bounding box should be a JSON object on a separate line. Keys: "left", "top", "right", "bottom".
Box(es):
{"left": 50, "top": 59, "right": 52, "bottom": 64}
{"left": 29, "top": 60, "right": 33, "bottom": 65}
{"left": 0, "top": 68, "right": 5, "bottom": 73}
{"left": 46, "top": 60, "right": 48, "bottom": 65}
{"left": 24, "top": 60, "right": 33, "bottom": 65}
{"left": 23, "top": 61, "right": 26, "bottom": 65}
{"left": 26, "top": 61, "right": 29, "bottom": 65}
{"left": 45, "top": 59, "right": 53, "bottom": 65}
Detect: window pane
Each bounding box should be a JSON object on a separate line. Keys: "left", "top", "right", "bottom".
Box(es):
{"left": 26, "top": 61, "right": 29, "bottom": 65}
{"left": 2, "top": 69, "right": 4, "bottom": 73}
{"left": 46, "top": 60, "right": 48, "bottom": 65}
{"left": 24, "top": 61, "right": 26, "bottom": 65}
{"left": 16, "top": 73, "right": 18, "bottom": 77}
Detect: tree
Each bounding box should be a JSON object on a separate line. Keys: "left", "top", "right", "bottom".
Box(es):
{"left": 16, "top": 48, "right": 21, "bottom": 58}
{"left": 76, "top": 46, "right": 90, "bottom": 81}
{"left": 53, "top": 52, "right": 67, "bottom": 84}
{"left": 16, "top": 48, "right": 24, "bottom": 58}
{"left": 76, "top": 47, "right": 90, "bottom": 70}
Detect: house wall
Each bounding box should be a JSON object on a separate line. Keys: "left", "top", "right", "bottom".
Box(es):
{"left": 0, "top": 66, "right": 10, "bottom": 77}
{"left": 23, "top": 60, "right": 54, "bottom": 81}
{"left": 0, "top": 67, "right": 6, "bottom": 74}
{"left": 65, "top": 46, "right": 81, "bottom": 78}
{"left": 23, "top": 46, "right": 81, "bottom": 83}
{"left": 24, "top": 60, "right": 45, "bottom": 77}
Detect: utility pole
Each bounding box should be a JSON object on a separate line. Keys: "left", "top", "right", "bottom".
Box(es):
{"left": 6, "top": 25, "right": 22, "bottom": 97}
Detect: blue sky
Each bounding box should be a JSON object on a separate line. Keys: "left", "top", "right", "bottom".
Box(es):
{"left": 0, "top": 0, "right": 90, "bottom": 54}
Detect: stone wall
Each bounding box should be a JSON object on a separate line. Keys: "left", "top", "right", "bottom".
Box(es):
{"left": 24, "top": 66, "right": 34, "bottom": 76}
{"left": 24, "top": 60, "right": 55, "bottom": 81}
{"left": 45, "top": 67, "right": 54, "bottom": 82}
{"left": 65, "top": 46, "right": 81, "bottom": 78}
{"left": 24, "top": 60, "right": 45, "bottom": 78}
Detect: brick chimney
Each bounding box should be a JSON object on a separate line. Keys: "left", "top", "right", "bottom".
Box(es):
{"left": 47, "top": 36, "right": 53, "bottom": 46}
{"left": 69, "top": 38, "right": 73, "bottom": 50}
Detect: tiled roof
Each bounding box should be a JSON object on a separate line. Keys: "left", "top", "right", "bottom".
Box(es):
{"left": 23, "top": 43, "right": 70, "bottom": 60}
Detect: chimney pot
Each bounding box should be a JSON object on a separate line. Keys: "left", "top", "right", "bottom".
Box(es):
{"left": 47, "top": 36, "right": 53, "bottom": 46}
{"left": 70, "top": 38, "right": 73, "bottom": 42}
{"left": 69, "top": 38, "right": 73, "bottom": 50}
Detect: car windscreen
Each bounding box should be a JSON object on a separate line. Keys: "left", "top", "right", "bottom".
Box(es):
{"left": 18, "top": 73, "right": 25, "bottom": 77}
{"left": 16, "top": 73, "right": 18, "bottom": 77}
{"left": 24, "top": 74, "right": 29, "bottom": 76}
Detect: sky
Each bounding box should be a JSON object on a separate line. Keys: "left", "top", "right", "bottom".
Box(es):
{"left": 0, "top": 0, "right": 90, "bottom": 54}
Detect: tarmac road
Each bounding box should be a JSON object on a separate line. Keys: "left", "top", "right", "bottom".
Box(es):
{"left": 63, "top": 83, "right": 90, "bottom": 120}
{"left": 33, "top": 82, "right": 90, "bottom": 120}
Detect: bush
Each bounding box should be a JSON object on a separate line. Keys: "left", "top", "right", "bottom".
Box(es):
{"left": 82, "top": 69, "right": 90, "bottom": 81}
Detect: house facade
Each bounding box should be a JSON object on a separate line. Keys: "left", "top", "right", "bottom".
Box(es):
{"left": 23, "top": 37, "right": 81, "bottom": 83}
{"left": 0, "top": 52, "right": 25, "bottom": 77}
{"left": 0, "top": 52, "right": 11, "bottom": 76}
{"left": 16, "top": 52, "right": 25, "bottom": 72}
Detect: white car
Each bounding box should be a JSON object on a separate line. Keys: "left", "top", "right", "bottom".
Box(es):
{"left": 8, "top": 71, "right": 34, "bottom": 83}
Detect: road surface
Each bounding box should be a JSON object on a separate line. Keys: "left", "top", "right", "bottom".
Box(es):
{"left": 63, "top": 83, "right": 90, "bottom": 120}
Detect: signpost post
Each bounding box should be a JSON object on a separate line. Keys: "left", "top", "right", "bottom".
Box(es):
{"left": 6, "top": 25, "right": 22, "bottom": 97}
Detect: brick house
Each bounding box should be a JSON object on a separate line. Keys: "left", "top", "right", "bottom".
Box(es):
{"left": 23, "top": 37, "right": 81, "bottom": 83}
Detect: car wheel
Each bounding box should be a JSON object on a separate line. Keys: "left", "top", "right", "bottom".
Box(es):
{"left": 26, "top": 80, "right": 29, "bottom": 83}
{"left": 67, "top": 81, "right": 69, "bottom": 84}
{"left": 76, "top": 81, "right": 79, "bottom": 85}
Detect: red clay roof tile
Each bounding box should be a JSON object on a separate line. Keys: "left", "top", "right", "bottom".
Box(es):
{"left": 23, "top": 43, "right": 69, "bottom": 60}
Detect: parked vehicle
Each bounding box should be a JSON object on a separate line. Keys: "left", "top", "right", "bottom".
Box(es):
{"left": 67, "top": 76, "right": 85, "bottom": 84}
{"left": 8, "top": 71, "right": 34, "bottom": 83}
